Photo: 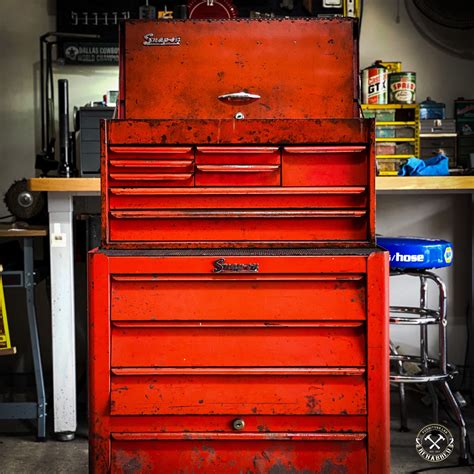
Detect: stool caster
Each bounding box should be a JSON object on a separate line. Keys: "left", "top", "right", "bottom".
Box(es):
{"left": 56, "top": 432, "right": 75, "bottom": 442}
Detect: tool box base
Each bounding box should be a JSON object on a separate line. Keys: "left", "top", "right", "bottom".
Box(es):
{"left": 88, "top": 248, "right": 390, "bottom": 473}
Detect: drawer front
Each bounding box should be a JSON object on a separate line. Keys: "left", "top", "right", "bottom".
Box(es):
{"left": 195, "top": 146, "right": 281, "bottom": 186}
{"left": 111, "top": 274, "right": 366, "bottom": 321}
{"left": 108, "top": 146, "right": 195, "bottom": 187}
{"left": 108, "top": 210, "right": 368, "bottom": 243}
{"left": 109, "top": 187, "right": 368, "bottom": 210}
{"left": 195, "top": 166, "right": 280, "bottom": 186}
{"left": 110, "top": 369, "right": 366, "bottom": 415}
{"left": 282, "top": 146, "right": 368, "bottom": 186}
{"left": 111, "top": 323, "right": 366, "bottom": 367}
{"left": 111, "top": 433, "right": 367, "bottom": 474}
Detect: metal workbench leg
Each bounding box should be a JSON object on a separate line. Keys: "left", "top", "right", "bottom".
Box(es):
{"left": 48, "top": 192, "right": 76, "bottom": 440}
{"left": 23, "top": 237, "right": 47, "bottom": 440}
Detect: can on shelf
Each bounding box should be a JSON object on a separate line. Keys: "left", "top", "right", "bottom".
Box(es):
{"left": 389, "top": 72, "right": 416, "bottom": 104}
{"left": 361, "top": 65, "right": 388, "bottom": 104}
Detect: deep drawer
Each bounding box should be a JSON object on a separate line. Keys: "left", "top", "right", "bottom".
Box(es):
{"left": 111, "top": 322, "right": 366, "bottom": 367}
{"left": 108, "top": 209, "right": 368, "bottom": 243}
{"left": 110, "top": 368, "right": 366, "bottom": 415}
{"left": 110, "top": 274, "right": 366, "bottom": 321}
{"left": 111, "top": 433, "right": 368, "bottom": 474}
{"left": 282, "top": 146, "right": 368, "bottom": 186}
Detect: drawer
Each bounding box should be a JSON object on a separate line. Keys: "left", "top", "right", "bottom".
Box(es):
{"left": 111, "top": 273, "right": 366, "bottom": 321}
{"left": 110, "top": 368, "right": 366, "bottom": 415}
{"left": 111, "top": 322, "right": 366, "bottom": 367}
{"left": 282, "top": 146, "right": 368, "bottom": 186}
{"left": 108, "top": 209, "right": 368, "bottom": 243}
{"left": 195, "top": 147, "right": 280, "bottom": 186}
{"left": 111, "top": 433, "right": 367, "bottom": 473}
{"left": 108, "top": 146, "right": 194, "bottom": 187}
{"left": 108, "top": 187, "right": 368, "bottom": 210}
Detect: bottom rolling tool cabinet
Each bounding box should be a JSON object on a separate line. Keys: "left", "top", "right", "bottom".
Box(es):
{"left": 88, "top": 248, "right": 389, "bottom": 473}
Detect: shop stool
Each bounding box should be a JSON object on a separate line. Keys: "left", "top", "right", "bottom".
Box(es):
{"left": 0, "top": 225, "right": 47, "bottom": 440}
{"left": 378, "top": 236, "right": 468, "bottom": 463}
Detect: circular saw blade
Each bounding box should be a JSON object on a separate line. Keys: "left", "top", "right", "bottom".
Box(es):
{"left": 4, "top": 179, "right": 46, "bottom": 221}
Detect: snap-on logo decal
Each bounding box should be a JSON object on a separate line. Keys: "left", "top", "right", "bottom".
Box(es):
{"left": 143, "top": 33, "right": 181, "bottom": 46}
{"left": 213, "top": 258, "right": 259, "bottom": 273}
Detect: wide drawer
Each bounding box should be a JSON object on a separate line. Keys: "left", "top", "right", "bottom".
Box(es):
{"left": 108, "top": 187, "right": 368, "bottom": 209}
{"left": 111, "top": 322, "right": 366, "bottom": 367}
{"left": 111, "top": 433, "right": 367, "bottom": 474}
{"left": 111, "top": 274, "right": 366, "bottom": 321}
{"left": 110, "top": 368, "right": 366, "bottom": 415}
{"left": 108, "top": 210, "right": 368, "bottom": 243}
{"left": 282, "top": 146, "right": 368, "bottom": 186}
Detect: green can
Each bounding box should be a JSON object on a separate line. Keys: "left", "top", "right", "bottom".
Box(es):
{"left": 389, "top": 72, "right": 416, "bottom": 104}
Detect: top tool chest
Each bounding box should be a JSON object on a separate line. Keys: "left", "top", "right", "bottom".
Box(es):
{"left": 102, "top": 17, "right": 372, "bottom": 248}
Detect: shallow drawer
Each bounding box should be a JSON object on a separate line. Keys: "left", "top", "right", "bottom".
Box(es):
{"left": 282, "top": 146, "right": 368, "bottom": 186}
{"left": 108, "top": 187, "right": 368, "bottom": 210}
{"left": 108, "top": 146, "right": 194, "bottom": 187}
{"left": 111, "top": 322, "right": 366, "bottom": 367}
{"left": 108, "top": 209, "right": 368, "bottom": 243}
{"left": 110, "top": 368, "right": 366, "bottom": 415}
{"left": 195, "top": 146, "right": 281, "bottom": 186}
{"left": 111, "top": 274, "right": 366, "bottom": 321}
{"left": 111, "top": 433, "right": 367, "bottom": 474}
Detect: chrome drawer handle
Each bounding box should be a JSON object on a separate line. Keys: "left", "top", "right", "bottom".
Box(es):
{"left": 218, "top": 91, "right": 261, "bottom": 104}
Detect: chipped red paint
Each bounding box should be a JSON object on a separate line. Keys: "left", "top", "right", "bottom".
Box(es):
{"left": 101, "top": 119, "right": 376, "bottom": 249}
{"left": 88, "top": 251, "right": 389, "bottom": 473}
{"left": 118, "top": 19, "right": 359, "bottom": 120}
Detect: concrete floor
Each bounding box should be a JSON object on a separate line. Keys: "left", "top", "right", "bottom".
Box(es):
{"left": 1, "top": 392, "right": 474, "bottom": 473}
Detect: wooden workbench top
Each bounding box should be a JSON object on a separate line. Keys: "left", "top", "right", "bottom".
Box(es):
{"left": 28, "top": 176, "right": 474, "bottom": 193}
{"left": 0, "top": 224, "right": 48, "bottom": 237}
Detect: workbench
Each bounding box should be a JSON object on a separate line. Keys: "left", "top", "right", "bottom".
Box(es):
{"left": 28, "top": 176, "right": 474, "bottom": 439}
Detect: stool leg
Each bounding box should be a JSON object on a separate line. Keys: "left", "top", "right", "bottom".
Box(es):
{"left": 430, "top": 272, "right": 469, "bottom": 463}
{"left": 439, "top": 381, "right": 469, "bottom": 464}
{"left": 24, "top": 238, "right": 47, "bottom": 440}
{"left": 419, "top": 275, "right": 439, "bottom": 423}
{"left": 390, "top": 341, "right": 409, "bottom": 431}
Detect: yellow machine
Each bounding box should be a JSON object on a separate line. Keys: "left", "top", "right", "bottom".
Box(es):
{"left": 0, "top": 265, "right": 15, "bottom": 355}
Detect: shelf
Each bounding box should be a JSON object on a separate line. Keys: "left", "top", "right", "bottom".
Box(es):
{"left": 377, "top": 155, "right": 413, "bottom": 159}
{"left": 376, "top": 138, "right": 416, "bottom": 142}
{"left": 379, "top": 171, "right": 398, "bottom": 176}
{"left": 361, "top": 104, "right": 418, "bottom": 110}
{"left": 377, "top": 121, "right": 416, "bottom": 126}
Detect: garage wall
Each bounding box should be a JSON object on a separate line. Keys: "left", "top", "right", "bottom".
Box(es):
{"left": 0, "top": 0, "right": 118, "bottom": 216}
{"left": 360, "top": 0, "right": 473, "bottom": 116}
{"left": 360, "top": 0, "right": 474, "bottom": 367}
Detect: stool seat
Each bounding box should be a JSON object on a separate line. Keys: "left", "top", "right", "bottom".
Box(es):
{"left": 377, "top": 236, "right": 453, "bottom": 270}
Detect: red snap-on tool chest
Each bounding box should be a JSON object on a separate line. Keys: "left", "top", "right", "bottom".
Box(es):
{"left": 102, "top": 119, "right": 375, "bottom": 248}
{"left": 89, "top": 249, "right": 389, "bottom": 473}
{"left": 90, "top": 16, "right": 390, "bottom": 474}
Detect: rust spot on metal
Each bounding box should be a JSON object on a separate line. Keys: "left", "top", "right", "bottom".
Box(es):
{"left": 320, "top": 460, "right": 347, "bottom": 474}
